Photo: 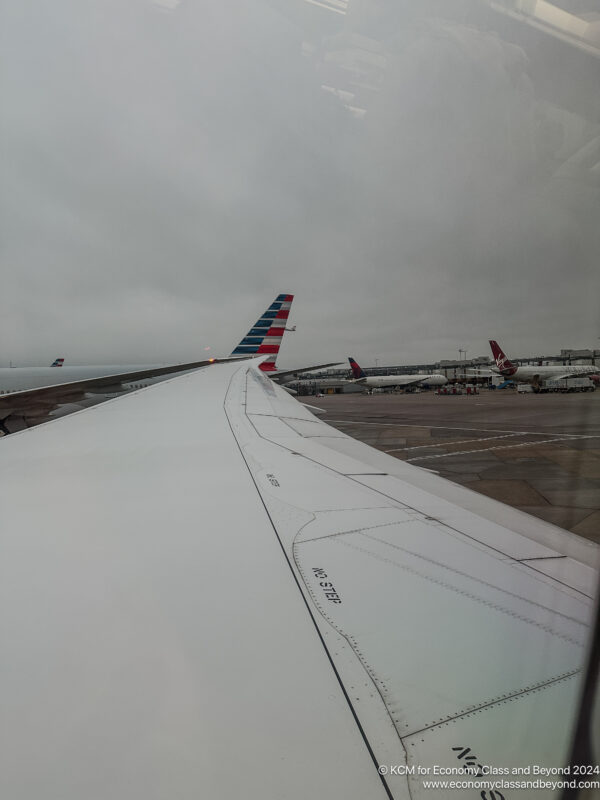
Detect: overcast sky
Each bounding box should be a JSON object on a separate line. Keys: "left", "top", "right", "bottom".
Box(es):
{"left": 1, "top": 0, "right": 599, "bottom": 368}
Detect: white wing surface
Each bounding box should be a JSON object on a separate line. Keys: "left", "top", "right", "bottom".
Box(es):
{"left": 380, "top": 375, "right": 423, "bottom": 387}
{"left": 549, "top": 372, "right": 595, "bottom": 383}
{"left": 0, "top": 359, "right": 597, "bottom": 799}
{"left": 0, "top": 356, "right": 247, "bottom": 432}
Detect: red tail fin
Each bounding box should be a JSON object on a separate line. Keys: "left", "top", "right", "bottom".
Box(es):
{"left": 489, "top": 340, "right": 517, "bottom": 375}
{"left": 348, "top": 357, "right": 366, "bottom": 379}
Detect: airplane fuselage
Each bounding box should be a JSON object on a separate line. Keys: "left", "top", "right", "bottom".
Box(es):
{"left": 489, "top": 340, "right": 597, "bottom": 386}
{"left": 356, "top": 373, "right": 448, "bottom": 389}
{"left": 501, "top": 365, "right": 597, "bottom": 383}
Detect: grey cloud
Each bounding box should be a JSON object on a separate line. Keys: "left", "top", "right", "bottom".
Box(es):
{"left": 1, "top": 1, "right": 598, "bottom": 367}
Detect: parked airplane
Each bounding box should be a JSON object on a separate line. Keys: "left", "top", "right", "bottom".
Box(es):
{"left": 348, "top": 357, "right": 448, "bottom": 388}
{"left": 489, "top": 340, "right": 598, "bottom": 388}
{"left": 0, "top": 354, "right": 596, "bottom": 798}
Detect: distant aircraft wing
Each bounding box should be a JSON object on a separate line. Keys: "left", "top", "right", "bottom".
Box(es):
{"left": 0, "top": 358, "right": 597, "bottom": 798}
{"left": 464, "top": 367, "right": 497, "bottom": 376}
{"left": 387, "top": 375, "right": 427, "bottom": 387}
{"left": 547, "top": 372, "right": 595, "bottom": 382}
{"left": 352, "top": 375, "right": 424, "bottom": 387}
{"left": 271, "top": 361, "right": 343, "bottom": 381}
{"left": 0, "top": 355, "right": 249, "bottom": 432}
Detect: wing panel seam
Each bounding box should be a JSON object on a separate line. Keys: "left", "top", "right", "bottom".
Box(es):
{"left": 402, "top": 669, "right": 580, "bottom": 739}
{"left": 224, "top": 369, "right": 396, "bottom": 800}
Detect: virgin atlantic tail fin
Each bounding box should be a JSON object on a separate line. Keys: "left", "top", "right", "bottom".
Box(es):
{"left": 489, "top": 340, "right": 517, "bottom": 375}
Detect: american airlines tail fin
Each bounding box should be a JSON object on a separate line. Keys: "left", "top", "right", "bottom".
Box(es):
{"left": 50, "top": 358, "right": 65, "bottom": 367}
{"left": 348, "top": 357, "right": 367, "bottom": 379}
{"left": 489, "top": 340, "right": 517, "bottom": 375}
{"left": 231, "top": 294, "right": 294, "bottom": 373}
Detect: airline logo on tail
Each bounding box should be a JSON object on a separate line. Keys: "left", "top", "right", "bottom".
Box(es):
{"left": 231, "top": 294, "right": 294, "bottom": 372}
{"left": 348, "top": 357, "right": 367, "bottom": 379}
{"left": 489, "top": 340, "right": 517, "bottom": 376}
{"left": 50, "top": 358, "right": 64, "bottom": 367}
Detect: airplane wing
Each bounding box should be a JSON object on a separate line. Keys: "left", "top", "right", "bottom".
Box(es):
{"left": 271, "top": 361, "right": 343, "bottom": 381}
{"left": 547, "top": 372, "right": 595, "bottom": 382}
{"left": 464, "top": 367, "right": 498, "bottom": 376}
{"left": 0, "top": 356, "right": 248, "bottom": 432}
{"left": 387, "top": 374, "right": 428, "bottom": 387}
{"left": 353, "top": 375, "right": 425, "bottom": 388}
{"left": 0, "top": 359, "right": 597, "bottom": 799}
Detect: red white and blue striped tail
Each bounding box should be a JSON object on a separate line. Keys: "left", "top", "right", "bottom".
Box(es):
{"left": 50, "top": 357, "right": 65, "bottom": 367}
{"left": 230, "top": 294, "right": 294, "bottom": 372}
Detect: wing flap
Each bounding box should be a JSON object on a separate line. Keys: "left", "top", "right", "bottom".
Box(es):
{"left": 402, "top": 676, "right": 577, "bottom": 799}
{"left": 299, "top": 433, "right": 600, "bottom": 566}
{"left": 351, "top": 474, "right": 567, "bottom": 563}
{"left": 296, "top": 528, "right": 583, "bottom": 731}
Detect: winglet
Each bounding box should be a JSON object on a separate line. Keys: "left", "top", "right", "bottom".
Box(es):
{"left": 489, "top": 340, "right": 517, "bottom": 375}
{"left": 348, "top": 357, "right": 366, "bottom": 379}
{"left": 231, "top": 295, "right": 294, "bottom": 372}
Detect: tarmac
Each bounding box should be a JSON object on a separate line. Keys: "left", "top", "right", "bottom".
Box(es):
{"left": 310, "top": 388, "right": 600, "bottom": 542}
